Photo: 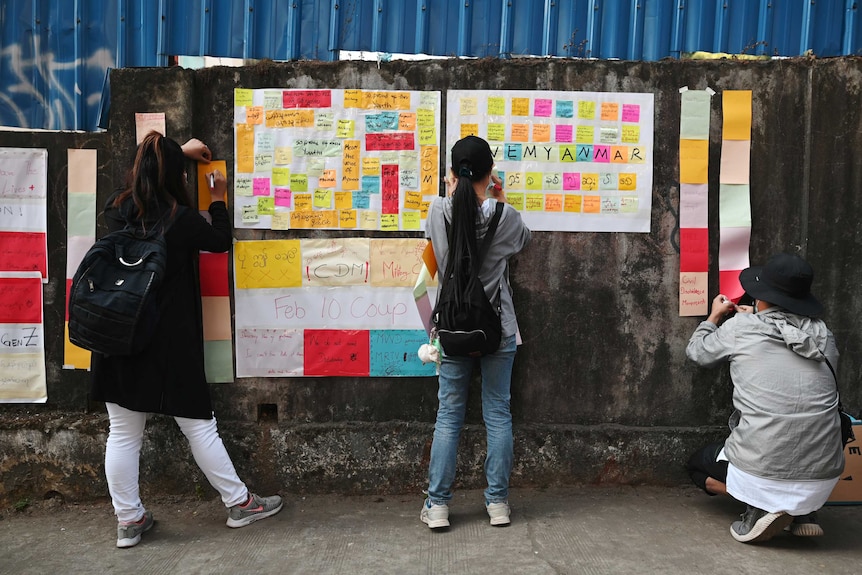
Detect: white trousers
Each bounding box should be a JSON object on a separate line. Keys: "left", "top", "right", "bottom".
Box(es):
{"left": 105, "top": 402, "right": 248, "bottom": 523}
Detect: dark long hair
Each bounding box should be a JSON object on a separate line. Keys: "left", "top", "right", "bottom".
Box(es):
{"left": 441, "top": 163, "right": 487, "bottom": 301}
{"left": 114, "top": 131, "right": 190, "bottom": 221}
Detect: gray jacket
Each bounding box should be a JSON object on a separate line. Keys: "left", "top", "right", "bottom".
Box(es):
{"left": 425, "top": 197, "right": 531, "bottom": 338}
{"left": 686, "top": 308, "right": 844, "bottom": 481}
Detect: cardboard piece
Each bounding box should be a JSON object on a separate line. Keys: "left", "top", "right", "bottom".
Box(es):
{"left": 827, "top": 421, "right": 862, "bottom": 505}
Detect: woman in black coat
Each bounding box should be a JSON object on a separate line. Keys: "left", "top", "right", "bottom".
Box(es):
{"left": 91, "top": 132, "right": 282, "bottom": 548}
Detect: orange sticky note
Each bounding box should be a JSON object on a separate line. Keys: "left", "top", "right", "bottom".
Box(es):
{"left": 197, "top": 160, "right": 228, "bottom": 210}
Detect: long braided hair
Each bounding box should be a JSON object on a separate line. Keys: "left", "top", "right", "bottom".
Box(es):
{"left": 441, "top": 158, "right": 487, "bottom": 308}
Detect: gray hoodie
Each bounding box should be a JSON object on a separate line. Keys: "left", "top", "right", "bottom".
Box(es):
{"left": 686, "top": 307, "right": 844, "bottom": 481}
{"left": 425, "top": 197, "right": 531, "bottom": 338}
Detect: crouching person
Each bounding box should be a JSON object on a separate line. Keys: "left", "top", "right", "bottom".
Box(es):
{"left": 685, "top": 253, "right": 844, "bottom": 543}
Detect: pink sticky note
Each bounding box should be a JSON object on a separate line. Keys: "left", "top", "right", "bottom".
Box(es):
{"left": 274, "top": 187, "right": 292, "bottom": 207}
{"left": 534, "top": 99, "right": 552, "bottom": 117}
{"left": 563, "top": 173, "right": 581, "bottom": 190}
{"left": 253, "top": 178, "right": 271, "bottom": 196}
{"left": 555, "top": 125, "right": 573, "bottom": 143}
{"left": 622, "top": 104, "right": 640, "bottom": 123}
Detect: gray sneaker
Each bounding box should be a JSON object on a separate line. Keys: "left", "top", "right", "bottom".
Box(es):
{"left": 486, "top": 501, "right": 511, "bottom": 526}
{"left": 730, "top": 505, "right": 792, "bottom": 543}
{"left": 116, "top": 510, "right": 154, "bottom": 548}
{"left": 227, "top": 493, "right": 283, "bottom": 528}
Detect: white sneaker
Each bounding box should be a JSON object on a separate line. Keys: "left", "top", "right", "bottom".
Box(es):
{"left": 486, "top": 501, "right": 511, "bottom": 526}
{"left": 420, "top": 498, "right": 450, "bottom": 529}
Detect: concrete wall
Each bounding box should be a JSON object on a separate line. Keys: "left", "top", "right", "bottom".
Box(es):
{"left": 2, "top": 58, "right": 861, "bottom": 506}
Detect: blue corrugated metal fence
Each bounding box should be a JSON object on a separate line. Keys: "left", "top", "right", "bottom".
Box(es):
{"left": 1, "top": 0, "right": 860, "bottom": 131}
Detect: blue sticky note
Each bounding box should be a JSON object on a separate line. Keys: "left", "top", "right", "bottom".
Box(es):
{"left": 503, "top": 144, "right": 522, "bottom": 162}
{"left": 576, "top": 144, "right": 593, "bottom": 162}
{"left": 353, "top": 191, "right": 371, "bottom": 209}
{"left": 556, "top": 100, "right": 574, "bottom": 118}
{"left": 369, "top": 330, "right": 437, "bottom": 377}
{"left": 362, "top": 175, "right": 381, "bottom": 193}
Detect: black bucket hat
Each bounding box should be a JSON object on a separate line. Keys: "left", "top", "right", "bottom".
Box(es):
{"left": 739, "top": 253, "right": 823, "bottom": 316}
{"left": 451, "top": 136, "right": 493, "bottom": 181}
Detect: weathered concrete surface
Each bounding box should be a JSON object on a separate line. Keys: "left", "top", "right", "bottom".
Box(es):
{"left": 2, "top": 58, "right": 862, "bottom": 505}
{"left": 2, "top": 486, "right": 861, "bottom": 575}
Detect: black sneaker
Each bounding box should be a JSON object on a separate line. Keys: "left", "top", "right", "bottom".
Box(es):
{"left": 730, "top": 505, "right": 793, "bottom": 543}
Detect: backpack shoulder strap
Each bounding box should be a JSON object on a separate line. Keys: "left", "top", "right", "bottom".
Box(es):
{"left": 478, "top": 202, "right": 505, "bottom": 267}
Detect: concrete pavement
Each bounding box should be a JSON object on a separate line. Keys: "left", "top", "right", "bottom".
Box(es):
{"left": 0, "top": 486, "right": 860, "bottom": 574}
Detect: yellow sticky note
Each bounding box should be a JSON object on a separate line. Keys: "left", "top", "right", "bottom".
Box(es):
{"left": 360, "top": 211, "right": 379, "bottom": 230}
{"left": 272, "top": 167, "right": 290, "bottom": 186}
{"left": 418, "top": 126, "right": 436, "bottom": 145}
{"left": 526, "top": 193, "right": 544, "bottom": 211}
{"left": 488, "top": 97, "right": 506, "bottom": 116}
{"left": 511, "top": 98, "right": 530, "bottom": 116}
{"left": 420, "top": 145, "right": 438, "bottom": 196}
{"left": 314, "top": 189, "right": 332, "bottom": 208}
{"left": 622, "top": 125, "right": 640, "bottom": 144}
{"left": 294, "top": 194, "right": 313, "bottom": 211}
{"left": 335, "top": 191, "right": 352, "bottom": 210}
{"left": 564, "top": 194, "right": 582, "bottom": 212}
{"left": 525, "top": 172, "right": 543, "bottom": 190}
{"left": 619, "top": 173, "right": 637, "bottom": 191}
{"left": 680, "top": 139, "right": 709, "bottom": 184}
{"left": 257, "top": 196, "right": 275, "bottom": 215}
{"left": 576, "top": 126, "right": 595, "bottom": 144}
{"left": 404, "top": 190, "right": 422, "bottom": 211}
{"left": 581, "top": 173, "right": 598, "bottom": 191}
{"left": 417, "top": 108, "right": 435, "bottom": 127}
{"left": 380, "top": 214, "right": 399, "bottom": 231}
{"left": 460, "top": 97, "right": 478, "bottom": 116}
{"left": 487, "top": 123, "right": 506, "bottom": 141}
{"left": 339, "top": 209, "right": 357, "bottom": 228}
{"left": 362, "top": 157, "right": 380, "bottom": 175}
{"left": 236, "top": 123, "right": 255, "bottom": 174}
{"left": 290, "top": 174, "right": 309, "bottom": 192}
{"left": 234, "top": 240, "right": 302, "bottom": 288}
{"left": 342, "top": 140, "right": 360, "bottom": 191}
{"left": 578, "top": 100, "right": 596, "bottom": 119}
{"left": 506, "top": 172, "right": 524, "bottom": 190}
{"left": 274, "top": 146, "right": 293, "bottom": 165}
{"left": 344, "top": 90, "right": 362, "bottom": 108}
{"left": 234, "top": 88, "right": 253, "bottom": 107}
{"left": 460, "top": 124, "right": 478, "bottom": 138}
{"left": 336, "top": 119, "right": 355, "bottom": 138}
{"left": 506, "top": 193, "right": 525, "bottom": 210}
{"left": 723, "top": 90, "right": 752, "bottom": 140}
{"left": 271, "top": 212, "right": 291, "bottom": 230}
{"left": 402, "top": 212, "right": 421, "bottom": 229}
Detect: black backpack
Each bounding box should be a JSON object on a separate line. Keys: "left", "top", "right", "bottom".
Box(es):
{"left": 433, "top": 202, "right": 504, "bottom": 357}
{"left": 68, "top": 221, "right": 170, "bottom": 356}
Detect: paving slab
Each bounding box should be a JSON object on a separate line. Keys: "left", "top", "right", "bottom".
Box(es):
{"left": 0, "top": 486, "right": 859, "bottom": 574}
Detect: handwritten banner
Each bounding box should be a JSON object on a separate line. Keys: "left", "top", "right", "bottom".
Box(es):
{"left": 234, "top": 238, "right": 437, "bottom": 377}
{"left": 234, "top": 89, "right": 440, "bottom": 231}
{"left": 446, "top": 90, "right": 654, "bottom": 232}
{"left": 0, "top": 272, "right": 46, "bottom": 402}
{"left": 0, "top": 148, "right": 48, "bottom": 280}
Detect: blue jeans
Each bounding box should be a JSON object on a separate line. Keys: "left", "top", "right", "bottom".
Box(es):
{"left": 427, "top": 334, "right": 517, "bottom": 505}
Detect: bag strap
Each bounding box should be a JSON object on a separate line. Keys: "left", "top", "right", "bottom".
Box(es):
{"left": 823, "top": 357, "right": 848, "bottom": 412}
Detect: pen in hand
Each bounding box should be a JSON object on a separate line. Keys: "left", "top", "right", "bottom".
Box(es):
{"left": 208, "top": 173, "right": 215, "bottom": 189}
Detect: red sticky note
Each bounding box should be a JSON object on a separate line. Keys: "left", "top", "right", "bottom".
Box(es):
{"left": 0, "top": 231, "right": 47, "bottom": 278}
{"left": 283, "top": 90, "right": 332, "bottom": 108}
{"left": 304, "top": 329, "right": 370, "bottom": 376}
{"left": 719, "top": 269, "right": 746, "bottom": 302}
{"left": 679, "top": 228, "right": 709, "bottom": 272}
{"left": 365, "top": 133, "right": 415, "bottom": 151}
{"left": 381, "top": 164, "right": 399, "bottom": 215}
{"left": 199, "top": 252, "right": 230, "bottom": 297}
{"left": 0, "top": 276, "right": 43, "bottom": 323}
